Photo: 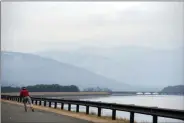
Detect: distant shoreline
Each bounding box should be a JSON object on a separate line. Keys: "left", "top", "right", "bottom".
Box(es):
{"left": 2, "top": 92, "right": 111, "bottom": 99}
{"left": 49, "top": 95, "right": 111, "bottom": 100}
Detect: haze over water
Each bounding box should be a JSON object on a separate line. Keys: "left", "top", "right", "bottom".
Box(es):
{"left": 52, "top": 95, "right": 184, "bottom": 123}
{"left": 84, "top": 95, "right": 184, "bottom": 123}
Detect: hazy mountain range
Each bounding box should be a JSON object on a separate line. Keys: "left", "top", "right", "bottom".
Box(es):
{"left": 2, "top": 46, "right": 183, "bottom": 92}
{"left": 36, "top": 46, "right": 184, "bottom": 90}
{"left": 1, "top": 51, "right": 133, "bottom": 91}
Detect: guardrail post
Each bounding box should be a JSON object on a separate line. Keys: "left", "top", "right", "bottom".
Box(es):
{"left": 98, "top": 107, "right": 101, "bottom": 117}
{"left": 49, "top": 102, "right": 51, "bottom": 107}
{"left": 130, "top": 112, "right": 134, "bottom": 123}
{"left": 39, "top": 100, "right": 42, "bottom": 106}
{"left": 44, "top": 101, "right": 46, "bottom": 106}
{"left": 76, "top": 104, "right": 79, "bottom": 112}
{"left": 68, "top": 104, "right": 71, "bottom": 111}
{"left": 61, "top": 103, "right": 64, "bottom": 109}
{"left": 17, "top": 97, "right": 19, "bottom": 102}
{"left": 54, "top": 102, "right": 57, "bottom": 109}
{"left": 35, "top": 100, "right": 38, "bottom": 105}
{"left": 112, "top": 109, "right": 116, "bottom": 120}
{"left": 153, "top": 115, "right": 157, "bottom": 123}
{"left": 86, "top": 106, "right": 89, "bottom": 114}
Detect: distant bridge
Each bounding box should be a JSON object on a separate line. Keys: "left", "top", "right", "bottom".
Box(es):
{"left": 111, "top": 91, "right": 184, "bottom": 96}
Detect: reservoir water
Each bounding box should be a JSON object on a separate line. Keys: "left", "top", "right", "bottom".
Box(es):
{"left": 51, "top": 95, "right": 184, "bottom": 123}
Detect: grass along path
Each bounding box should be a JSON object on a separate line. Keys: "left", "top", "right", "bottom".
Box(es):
{"left": 1, "top": 99, "right": 135, "bottom": 123}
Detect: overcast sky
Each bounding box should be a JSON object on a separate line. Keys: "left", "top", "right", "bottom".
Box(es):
{"left": 2, "top": 2, "right": 184, "bottom": 53}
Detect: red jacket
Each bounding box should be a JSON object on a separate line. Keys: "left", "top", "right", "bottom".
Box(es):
{"left": 20, "top": 89, "right": 30, "bottom": 97}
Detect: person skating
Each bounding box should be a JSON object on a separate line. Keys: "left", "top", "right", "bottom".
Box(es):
{"left": 20, "top": 87, "right": 34, "bottom": 112}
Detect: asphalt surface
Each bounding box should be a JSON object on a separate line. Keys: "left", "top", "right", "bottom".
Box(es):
{"left": 1, "top": 101, "right": 93, "bottom": 123}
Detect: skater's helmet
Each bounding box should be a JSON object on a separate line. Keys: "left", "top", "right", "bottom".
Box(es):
{"left": 22, "top": 87, "right": 26, "bottom": 90}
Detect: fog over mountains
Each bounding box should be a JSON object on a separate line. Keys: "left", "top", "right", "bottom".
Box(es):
{"left": 36, "top": 46, "right": 184, "bottom": 90}
{"left": 1, "top": 51, "right": 133, "bottom": 91}
{"left": 2, "top": 45, "right": 183, "bottom": 91}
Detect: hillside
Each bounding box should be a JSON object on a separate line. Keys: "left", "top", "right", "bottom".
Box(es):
{"left": 161, "top": 85, "right": 184, "bottom": 93}
{"left": 1, "top": 51, "right": 132, "bottom": 91}
{"left": 37, "top": 46, "right": 183, "bottom": 89}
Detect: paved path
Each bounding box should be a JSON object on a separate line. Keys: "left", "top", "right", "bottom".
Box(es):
{"left": 2, "top": 101, "right": 93, "bottom": 123}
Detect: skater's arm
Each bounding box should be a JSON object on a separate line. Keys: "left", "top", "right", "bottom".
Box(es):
{"left": 20, "top": 90, "right": 23, "bottom": 97}
{"left": 27, "top": 91, "right": 32, "bottom": 99}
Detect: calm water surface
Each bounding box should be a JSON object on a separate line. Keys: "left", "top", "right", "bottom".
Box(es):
{"left": 52, "top": 95, "right": 184, "bottom": 123}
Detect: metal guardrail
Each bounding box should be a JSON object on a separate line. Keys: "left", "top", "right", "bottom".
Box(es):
{"left": 1, "top": 95, "right": 184, "bottom": 123}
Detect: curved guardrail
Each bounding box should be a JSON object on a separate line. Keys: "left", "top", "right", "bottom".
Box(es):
{"left": 1, "top": 95, "right": 184, "bottom": 123}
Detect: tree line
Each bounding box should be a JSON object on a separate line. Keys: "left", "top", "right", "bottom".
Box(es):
{"left": 1, "top": 84, "right": 80, "bottom": 93}
{"left": 161, "top": 85, "right": 184, "bottom": 93}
